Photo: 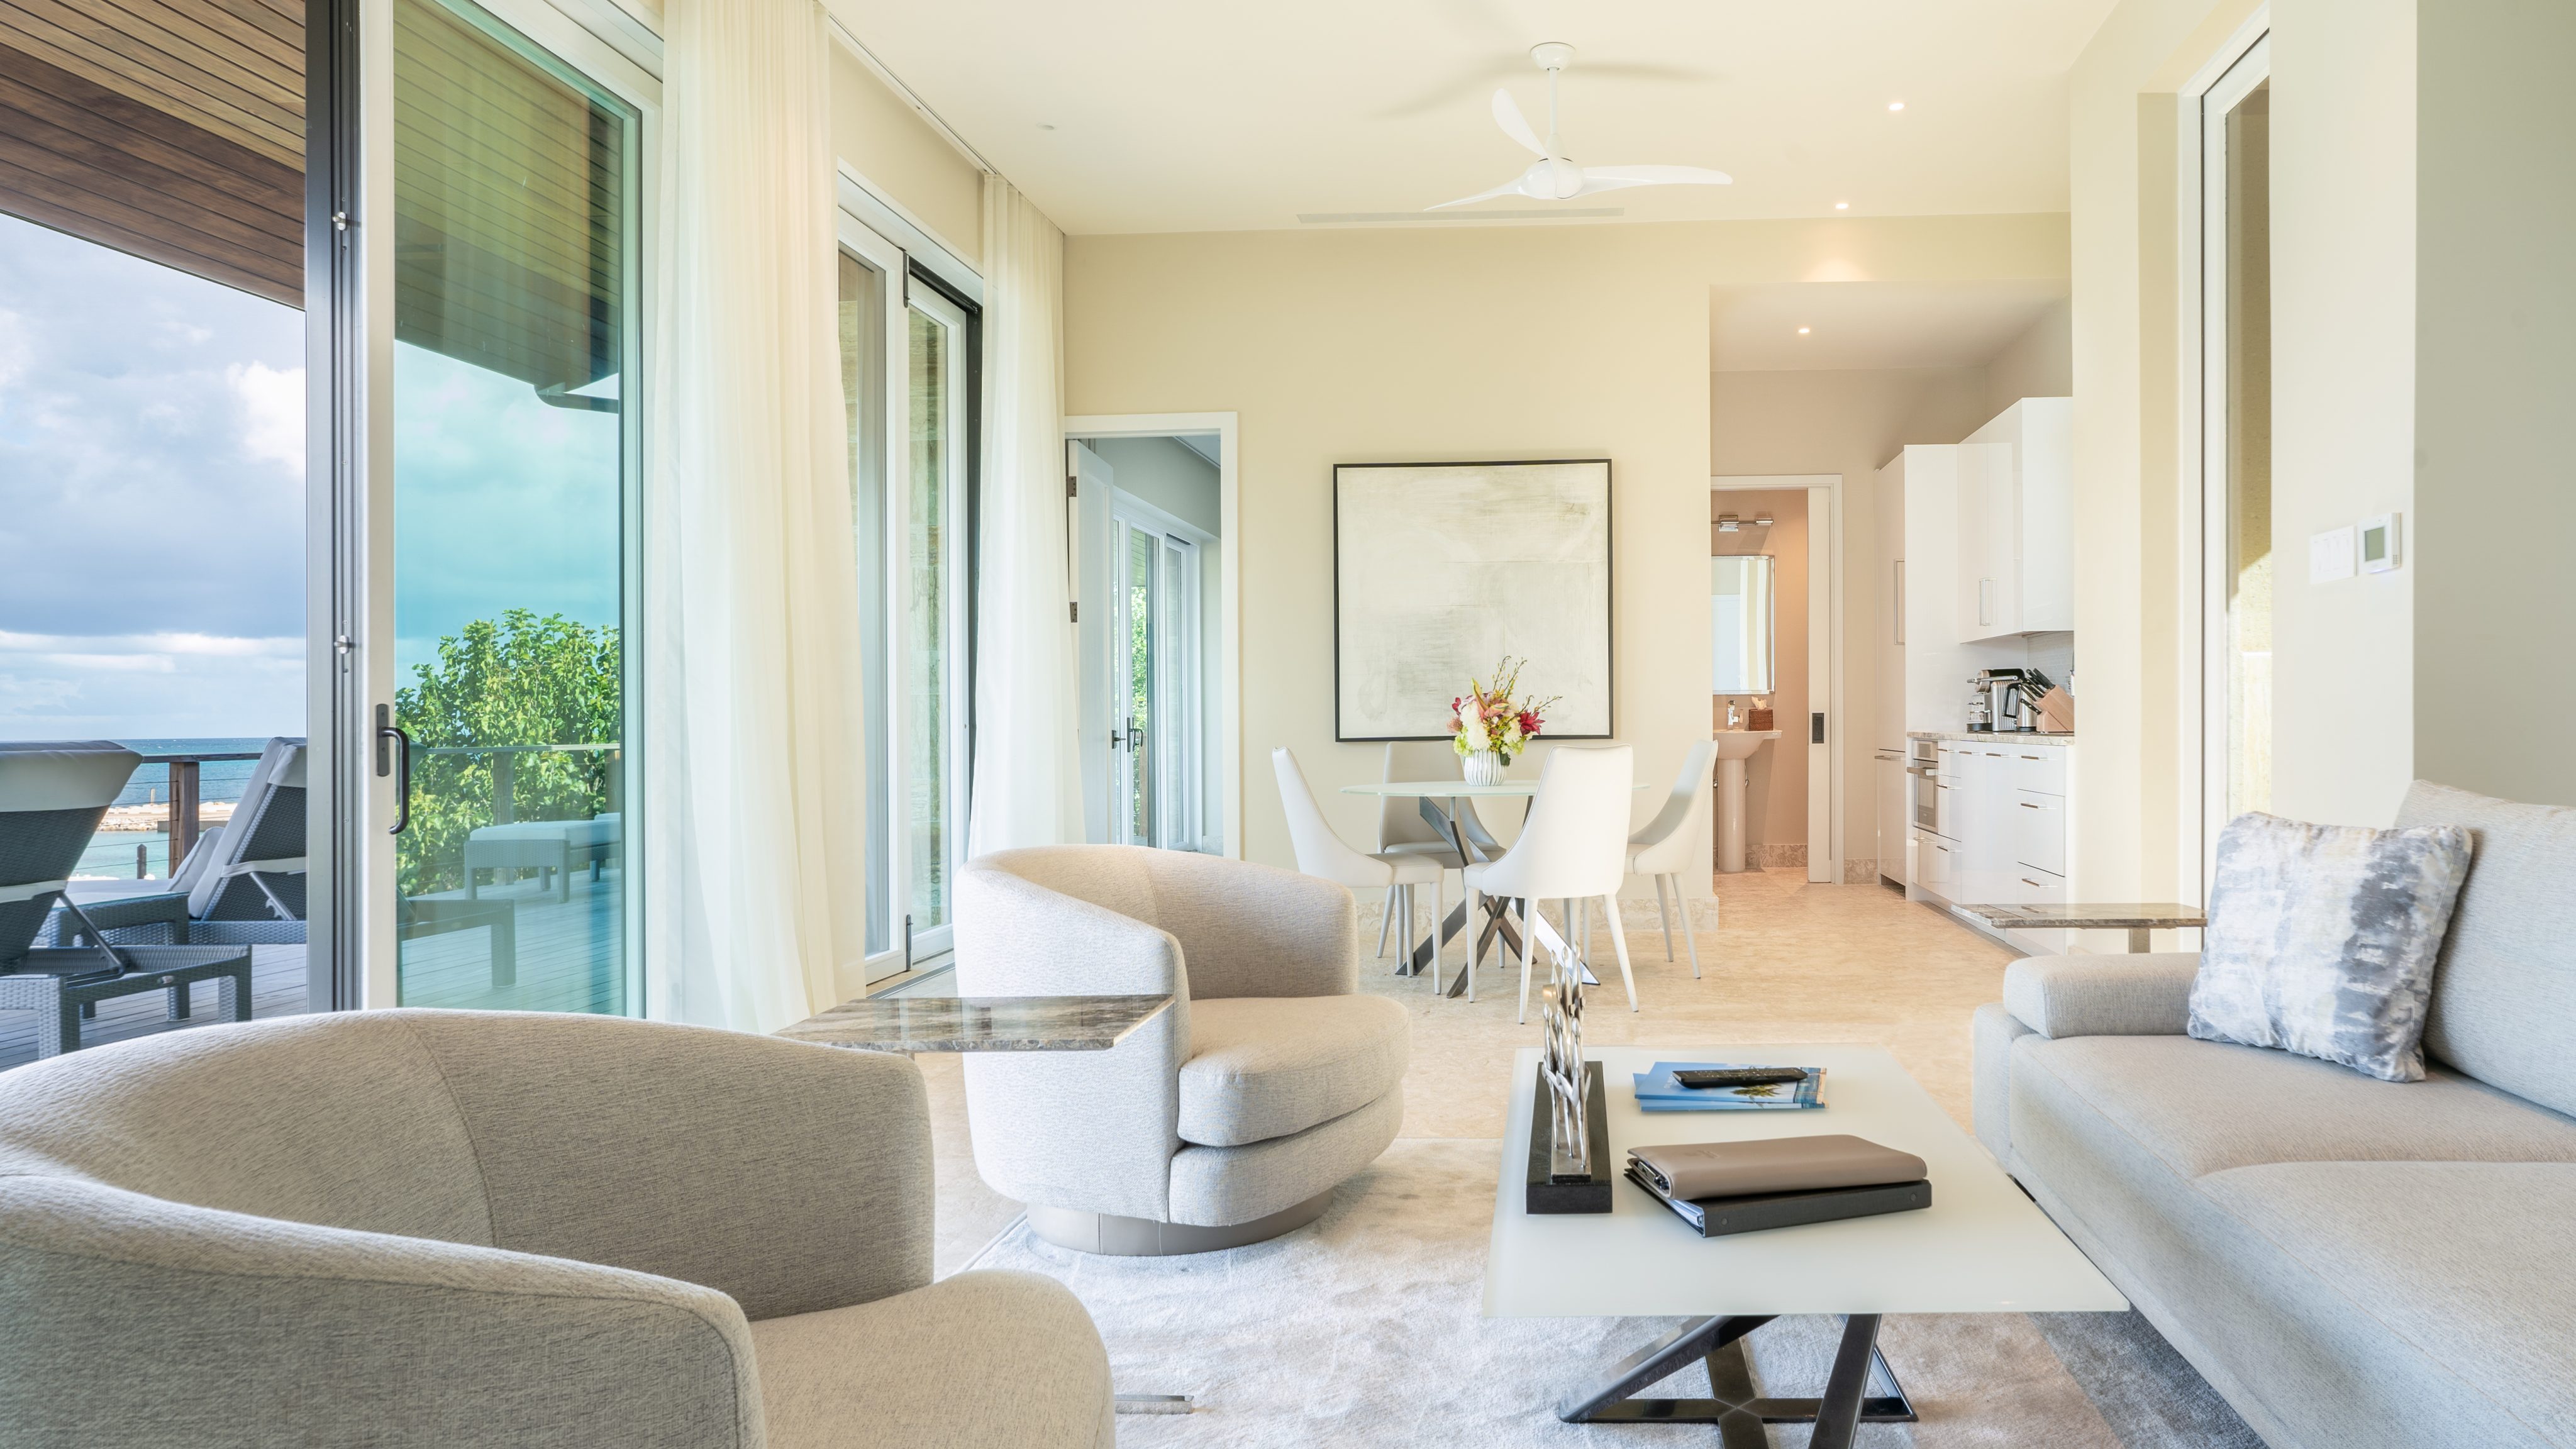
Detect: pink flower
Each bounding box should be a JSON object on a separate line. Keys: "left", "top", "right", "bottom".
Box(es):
{"left": 1518, "top": 710, "right": 1541, "bottom": 734}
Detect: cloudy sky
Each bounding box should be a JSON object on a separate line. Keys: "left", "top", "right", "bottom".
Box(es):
{"left": 0, "top": 212, "right": 625, "bottom": 743}
{"left": 0, "top": 213, "right": 305, "bottom": 741}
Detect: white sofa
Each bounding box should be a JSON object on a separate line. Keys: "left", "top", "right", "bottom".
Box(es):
{"left": 1975, "top": 782, "right": 2576, "bottom": 1449}
{"left": 955, "top": 846, "right": 1409, "bottom": 1254}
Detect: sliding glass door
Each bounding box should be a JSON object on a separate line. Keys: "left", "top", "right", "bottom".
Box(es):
{"left": 357, "top": 0, "right": 650, "bottom": 1010}
{"left": 839, "top": 220, "right": 972, "bottom": 977}
{"left": 1108, "top": 508, "right": 1205, "bottom": 850}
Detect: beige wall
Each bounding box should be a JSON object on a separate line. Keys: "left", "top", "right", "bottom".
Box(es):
{"left": 2267, "top": 0, "right": 2416, "bottom": 826}
{"left": 1984, "top": 301, "right": 2076, "bottom": 420}
{"left": 2067, "top": 0, "right": 2263, "bottom": 926}
{"left": 2411, "top": 0, "right": 2575, "bottom": 806}
{"left": 828, "top": 42, "right": 983, "bottom": 267}
{"left": 1709, "top": 366, "right": 2014, "bottom": 873}
{"left": 1713, "top": 490, "right": 1808, "bottom": 863}
{"left": 2068, "top": 0, "right": 2431, "bottom": 940}
{"left": 1064, "top": 214, "right": 2068, "bottom": 893}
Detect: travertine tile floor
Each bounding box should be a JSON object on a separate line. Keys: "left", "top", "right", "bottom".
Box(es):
{"left": 923, "top": 868, "right": 2017, "bottom": 1275}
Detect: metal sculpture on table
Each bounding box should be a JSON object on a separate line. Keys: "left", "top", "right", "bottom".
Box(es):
{"left": 1524, "top": 904, "right": 1613, "bottom": 1212}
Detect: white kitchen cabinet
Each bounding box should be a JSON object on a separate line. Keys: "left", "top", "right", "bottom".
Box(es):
{"left": 2014, "top": 789, "right": 2066, "bottom": 876}
{"left": 1953, "top": 398, "right": 2073, "bottom": 642}
{"left": 1912, "top": 735, "right": 2075, "bottom": 953}
{"left": 1875, "top": 751, "right": 1906, "bottom": 886}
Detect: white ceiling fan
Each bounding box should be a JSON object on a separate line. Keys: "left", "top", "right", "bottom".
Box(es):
{"left": 1430, "top": 42, "right": 1733, "bottom": 210}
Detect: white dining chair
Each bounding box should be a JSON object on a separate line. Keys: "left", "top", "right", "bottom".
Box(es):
{"left": 1625, "top": 740, "right": 1718, "bottom": 979}
{"left": 1371, "top": 741, "right": 1467, "bottom": 958}
{"left": 1460, "top": 745, "right": 1638, "bottom": 1022}
{"left": 1273, "top": 747, "right": 1448, "bottom": 991}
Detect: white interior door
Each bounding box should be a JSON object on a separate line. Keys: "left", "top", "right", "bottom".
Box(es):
{"left": 1070, "top": 441, "right": 1115, "bottom": 842}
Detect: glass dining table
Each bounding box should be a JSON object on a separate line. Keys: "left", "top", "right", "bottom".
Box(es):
{"left": 1338, "top": 780, "right": 1646, "bottom": 998}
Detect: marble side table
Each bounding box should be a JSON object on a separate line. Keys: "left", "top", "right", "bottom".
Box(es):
{"left": 775, "top": 993, "right": 1174, "bottom": 1053}
{"left": 1948, "top": 903, "right": 2206, "bottom": 953}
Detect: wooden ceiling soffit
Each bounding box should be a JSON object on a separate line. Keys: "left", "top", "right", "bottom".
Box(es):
{"left": 0, "top": 36, "right": 299, "bottom": 306}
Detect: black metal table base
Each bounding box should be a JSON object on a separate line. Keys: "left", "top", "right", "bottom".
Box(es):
{"left": 1560, "top": 1315, "right": 1915, "bottom": 1449}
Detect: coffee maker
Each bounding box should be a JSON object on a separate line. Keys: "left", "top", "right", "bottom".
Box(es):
{"left": 1968, "top": 668, "right": 2046, "bottom": 733}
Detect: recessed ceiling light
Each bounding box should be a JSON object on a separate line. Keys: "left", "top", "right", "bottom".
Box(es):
{"left": 1797, "top": 326, "right": 1812, "bottom": 335}
{"left": 1887, "top": 101, "right": 1906, "bottom": 112}
{"left": 1835, "top": 201, "right": 1850, "bottom": 210}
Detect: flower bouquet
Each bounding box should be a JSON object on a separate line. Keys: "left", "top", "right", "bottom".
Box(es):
{"left": 1450, "top": 657, "right": 1561, "bottom": 785}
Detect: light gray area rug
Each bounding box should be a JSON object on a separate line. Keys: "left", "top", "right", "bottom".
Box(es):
{"left": 965, "top": 1140, "right": 2254, "bottom": 1448}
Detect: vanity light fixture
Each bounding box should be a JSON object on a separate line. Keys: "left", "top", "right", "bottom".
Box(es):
{"left": 1753, "top": 515, "right": 1774, "bottom": 528}
{"left": 1716, "top": 514, "right": 1741, "bottom": 533}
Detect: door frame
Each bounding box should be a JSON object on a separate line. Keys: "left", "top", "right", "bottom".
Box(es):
{"left": 1710, "top": 474, "right": 1843, "bottom": 884}
{"left": 325, "top": 0, "right": 662, "bottom": 1010}
{"left": 2187, "top": 19, "right": 2273, "bottom": 902}
{"left": 1063, "top": 414, "right": 1243, "bottom": 858}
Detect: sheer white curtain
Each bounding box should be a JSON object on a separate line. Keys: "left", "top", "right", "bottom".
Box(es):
{"left": 642, "top": 0, "right": 866, "bottom": 1031}
{"left": 966, "top": 177, "right": 1082, "bottom": 855}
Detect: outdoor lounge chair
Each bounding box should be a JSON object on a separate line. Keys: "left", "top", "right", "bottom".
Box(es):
{"left": 61, "top": 738, "right": 516, "bottom": 989}
{"left": 0, "top": 741, "right": 251, "bottom": 1058}
{"left": 62, "top": 736, "right": 308, "bottom": 946}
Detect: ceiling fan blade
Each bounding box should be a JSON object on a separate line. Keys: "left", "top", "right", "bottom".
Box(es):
{"left": 1576, "top": 164, "right": 1735, "bottom": 193}
{"left": 1490, "top": 87, "right": 1546, "bottom": 157}
{"left": 1426, "top": 175, "right": 1534, "bottom": 211}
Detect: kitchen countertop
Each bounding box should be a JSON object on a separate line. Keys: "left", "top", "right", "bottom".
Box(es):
{"left": 1906, "top": 730, "right": 2075, "bottom": 745}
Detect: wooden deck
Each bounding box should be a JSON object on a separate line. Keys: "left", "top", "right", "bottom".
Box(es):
{"left": 1, "top": 869, "right": 628, "bottom": 1073}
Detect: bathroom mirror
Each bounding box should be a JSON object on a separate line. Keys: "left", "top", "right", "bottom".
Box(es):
{"left": 1711, "top": 555, "right": 1776, "bottom": 695}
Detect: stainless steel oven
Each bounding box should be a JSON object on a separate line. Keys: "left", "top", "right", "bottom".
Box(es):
{"left": 1907, "top": 738, "right": 1942, "bottom": 833}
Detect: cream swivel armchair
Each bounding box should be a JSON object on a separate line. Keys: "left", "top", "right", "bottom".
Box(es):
{"left": 954, "top": 843, "right": 1408, "bottom": 1256}
{"left": 1461, "top": 745, "right": 1641, "bottom": 1023}
{"left": 1626, "top": 740, "right": 1719, "bottom": 978}
{"left": 0, "top": 1011, "right": 1115, "bottom": 1448}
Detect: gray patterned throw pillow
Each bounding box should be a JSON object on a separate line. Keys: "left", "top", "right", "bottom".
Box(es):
{"left": 2187, "top": 812, "right": 2475, "bottom": 1082}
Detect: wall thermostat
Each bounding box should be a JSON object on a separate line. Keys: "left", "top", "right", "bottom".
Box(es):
{"left": 2358, "top": 512, "right": 2401, "bottom": 573}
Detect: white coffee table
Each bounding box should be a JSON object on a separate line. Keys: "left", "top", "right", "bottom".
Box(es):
{"left": 1487, "top": 1045, "right": 2125, "bottom": 1446}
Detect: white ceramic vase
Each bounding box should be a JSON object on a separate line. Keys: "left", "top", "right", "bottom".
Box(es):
{"left": 1464, "top": 750, "right": 1506, "bottom": 786}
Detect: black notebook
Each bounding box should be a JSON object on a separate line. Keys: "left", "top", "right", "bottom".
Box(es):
{"left": 1624, "top": 1163, "right": 1932, "bottom": 1238}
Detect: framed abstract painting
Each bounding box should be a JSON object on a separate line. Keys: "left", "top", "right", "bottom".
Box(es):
{"left": 1332, "top": 459, "right": 1613, "bottom": 741}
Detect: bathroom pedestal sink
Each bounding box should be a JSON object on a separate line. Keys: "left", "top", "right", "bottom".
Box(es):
{"left": 1712, "top": 730, "right": 1782, "bottom": 874}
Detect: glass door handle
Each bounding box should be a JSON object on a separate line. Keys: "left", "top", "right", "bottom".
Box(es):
{"left": 374, "top": 704, "right": 413, "bottom": 835}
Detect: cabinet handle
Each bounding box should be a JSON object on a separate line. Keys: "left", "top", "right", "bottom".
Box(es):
{"left": 2019, "top": 802, "right": 2041, "bottom": 809}
{"left": 2022, "top": 879, "right": 2044, "bottom": 889}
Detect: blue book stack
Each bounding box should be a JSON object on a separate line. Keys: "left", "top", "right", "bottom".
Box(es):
{"left": 1632, "top": 1062, "right": 1827, "bottom": 1112}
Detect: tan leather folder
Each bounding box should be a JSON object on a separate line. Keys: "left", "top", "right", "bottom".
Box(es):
{"left": 1628, "top": 1135, "right": 1928, "bottom": 1201}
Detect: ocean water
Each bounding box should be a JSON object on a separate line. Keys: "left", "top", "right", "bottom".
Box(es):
{"left": 75, "top": 736, "right": 292, "bottom": 880}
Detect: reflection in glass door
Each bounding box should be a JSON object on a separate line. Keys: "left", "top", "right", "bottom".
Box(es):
{"left": 386, "top": 0, "right": 640, "bottom": 1012}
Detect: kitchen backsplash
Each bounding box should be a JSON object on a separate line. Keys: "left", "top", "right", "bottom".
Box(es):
{"left": 2026, "top": 631, "right": 2076, "bottom": 696}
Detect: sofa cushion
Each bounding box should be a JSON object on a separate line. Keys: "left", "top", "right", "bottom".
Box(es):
{"left": 2197, "top": 1161, "right": 2576, "bottom": 1446}
{"left": 2012, "top": 1033, "right": 2576, "bottom": 1182}
{"left": 1178, "top": 994, "right": 1409, "bottom": 1147}
{"left": 750, "top": 1269, "right": 1113, "bottom": 1449}
{"left": 2396, "top": 782, "right": 2576, "bottom": 1118}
